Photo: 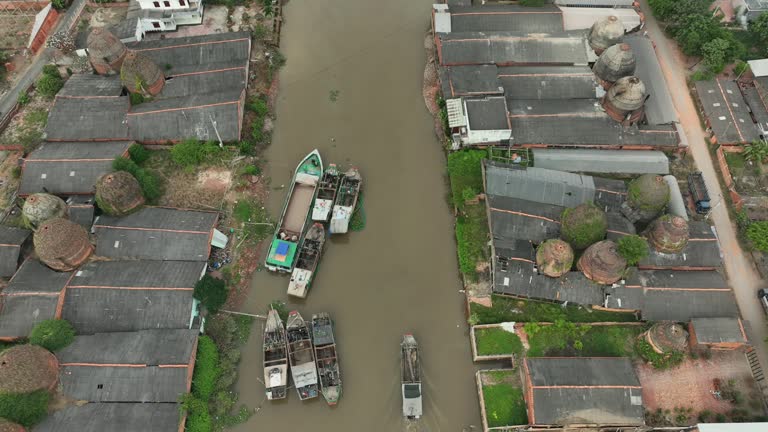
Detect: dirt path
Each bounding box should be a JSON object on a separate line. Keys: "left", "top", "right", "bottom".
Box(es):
{"left": 638, "top": 1, "right": 768, "bottom": 373}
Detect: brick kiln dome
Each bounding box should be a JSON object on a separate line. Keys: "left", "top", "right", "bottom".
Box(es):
{"left": 560, "top": 203, "right": 608, "bottom": 250}
{"left": 95, "top": 171, "right": 144, "bottom": 216}
{"left": 644, "top": 322, "right": 688, "bottom": 354}
{"left": 536, "top": 239, "right": 574, "bottom": 278}
{"left": 22, "top": 193, "right": 68, "bottom": 229}
{"left": 593, "top": 43, "right": 636, "bottom": 86}
{"left": 577, "top": 240, "right": 627, "bottom": 285}
{"left": 0, "top": 345, "right": 59, "bottom": 395}
{"left": 589, "top": 16, "right": 625, "bottom": 54}
{"left": 627, "top": 174, "right": 669, "bottom": 222}
{"left": 602, "top": 76, "right": 646, "bottom": 122}
{"left": 121, "top": 51, "right": 165, "bottom": 96}
{"left": 34, "top": 218, "right": 92, "bottom": 271}
{"left": 87, "top": 28, "right": 127, "bottom": 75}
{"left": 0, "top": 419, "right": 25, "bottom": 432}
{"left": 646, "top": 214, "right": 689, "bottom": 254}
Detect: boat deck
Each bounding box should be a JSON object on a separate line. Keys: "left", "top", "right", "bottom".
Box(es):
{"left": 283, "top": 183, "right": 316, "bottom": 235}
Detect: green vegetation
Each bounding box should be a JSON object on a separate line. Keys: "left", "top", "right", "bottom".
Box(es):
{"left": 436, "top": 95, "right": 449, "bottom": 137}
{"left": 470, "top": 295, "right": 639, "bottom": 325}
{"left": 482, "top": 378, "right": 528, "bottom": 427}
{"left": 128, "top": 144, "right": 150, "bottom": 164}
{"left": 636, "top": 339, "right": 685, "bottom": 370}
{"left": 447, "top": 150, "right": 485, "bottom": 209}
{"left": 349, "top": 191, "right": 366, "bottom": 232}
{"left": 246, "top": 97, "right": 268, "bottom": 117}
{"left": 28, "top": 319, "right": 74, "bottom": 352}
{"left": 17, "top": 92, "right": 30, "bottom": 106}
{"left": 36, "top": 66, "right": 64, "bottom": 99}
{"left": 112, "top": 156, "right": 162, "bottom": 203}
{"left": 51, "top": 0, "right": 66, "bottom": 10}
{"left": 130, "top": 92, "right": 145, "bottom": 105}
{"left": 170, "top": 139, "right": 224, "bottom": 169}
{"left": 560, "top": 203, "right": 607, "bottom": 249}
{"left": 743, "top": 140, "right": 768, "bottom": 163}
{"left": 455, "top": 205, "right": 488, "bottom": 279}
{"left": 244, "top": 95, "right": 270, "bottom": 153}
{"left": 233, "top": 198, "right": 272, "bottom": 242}
{"left": 252, "top": 23, "right": 268, "bottom": 40}
{"left": 475, "top": 327, "right": 523, "bottom": 356}
{"left": 747, "top": 221, "right": 768, "bottom": 252}
{"left": 617, "top": 235, "right": 649, "bottom": 266}
{"left": 194, "top": 275, "right": 228, "bottom": 315}
{"left": 447, "top": 150, "right": 489, "bottom": 280}
{"left": 526, "top": 321, "right": 643, "bottom": 357}
{"left": 183, "top": 314, "right": 254, "bottom": 432}
{"left": 0, "top": 389, "right": 50, "bottom": 427}
{"left": 24, "top": 109, "right": 48, "bottom": 128}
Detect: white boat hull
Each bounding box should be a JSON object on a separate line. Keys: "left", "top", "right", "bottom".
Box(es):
{"left": 330, "top": 205, "right": 353, "bottom": 234}
{"left": 264, "top": 364, "right": 288, "bottom": 400}
{"left": 287, "top": 268, "right": 313, "bottom": 298}
{"left": 312, "top": 198, "right": 334, "bottom": 222}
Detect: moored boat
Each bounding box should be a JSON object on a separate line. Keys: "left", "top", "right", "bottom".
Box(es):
{"left": 265, "top": 150, "right": 323, "bottom": 272}
{"left": 329, "top": 167, "right": 362, "bottom": 234}
{"left": 401, "top": 334, "right": 422, "bottom": 420}
{"left": 312, "top": 164, "right": 341, "bottom": 222}
{"left": 263, "top": 308, "right": 288, "bottom": 400}
{"left": 311, "top": 312, "right": 341, "bottom": 406}
{"left": 287, "top": 223, "right": 326, "bottom": 298}
{"left": 286, "top": 311, "right": 319, "bottom": 400}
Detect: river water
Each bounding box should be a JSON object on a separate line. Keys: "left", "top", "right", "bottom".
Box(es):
{"left": 233, "top": 0, "right": 481, "bottom": 430}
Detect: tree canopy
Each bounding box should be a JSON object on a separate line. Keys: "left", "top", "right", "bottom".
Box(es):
{"left": 193, "top": 275, "right": 228, "bottom": 314}
{"left": 28, "top": 319, "right": 75, "bottom": 352}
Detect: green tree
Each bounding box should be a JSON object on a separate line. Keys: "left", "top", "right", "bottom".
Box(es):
{"left": 617, "top": 235, "right": 650, "bottom": 266}
{"left": 194, "top": 275, "right": 228, "bottom": 314}
{"left": 702, "top": 38, "right": 731, "bottom": 73}
{"left": 750, "top": 12, "right": 768, "bottom": 44}
{"left": 36, "top": 74, "right": 63, "bottom": 99}
{"left": 747, "top": 221, "right": 768, "bottom": 252}
{"left": 29, "top": 319, "right": 75, "bottom": 351}
{"left": 743, "top": 140, "right": 768, "bottom": 163}
{"left": 0, "top": 390, "right": 50, "bottom": 427}
{"left": 191, "top": 335, "right": 220, "bottom": 400}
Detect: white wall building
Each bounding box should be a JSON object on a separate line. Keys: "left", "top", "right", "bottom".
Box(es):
{"left": 114, "top": 0, "right": 204, "bottom": 42}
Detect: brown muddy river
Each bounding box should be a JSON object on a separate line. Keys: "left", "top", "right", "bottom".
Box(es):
{"left": 233, "top": 0, "right": 481, "bottom": 430}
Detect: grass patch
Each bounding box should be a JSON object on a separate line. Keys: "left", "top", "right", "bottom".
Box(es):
{"left": 24, "top": 109, "right": 47, "bottom": 128}
{"left": 527, "top": 323, "right": 644, "bottom": 357}
{"left": 475, "top": 327, "right": 523, "bottom": 356}
{"left": 234, "top": 199, "right": 272, "bottom": 242}
{"left": 456, "top": 204, "right": 489, "bottom": 280}
{"left": 482, "top": 380, "right": 527, "bottom": 427}
{"left": 470, "top": 295, "right": 639, "bottom": 325}
{"left": 447, "top": 150, "right": 485, "bottom": 209}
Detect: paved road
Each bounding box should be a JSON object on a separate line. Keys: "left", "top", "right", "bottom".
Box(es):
{"left": 639, "top": 1, "right": 768, "bottom": 373}
{"left": 0, "top": 0, "right": 86, "bottom": 120}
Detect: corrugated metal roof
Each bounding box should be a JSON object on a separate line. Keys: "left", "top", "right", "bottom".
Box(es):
{"left": 748, "top": 59, "right": 768, "bottom": 77}
{"left": 34, "top": 403, "right": 181, "bottom": 432}
{"left": 694, "top": 79, "right": 760, "bottom": 144}
{"left": 485, "top": 162, "right": 595, "bottom": 207}
{"left": 465, "top": 96, "right": 509, "bottom": 130}
{"left": 559, "top": 6, "right": 640, "bottom": 31}
{"left": 532, "top": 149, "right": 670, "bottom": 174}
{"left": 449, "top": 5, "right": 564, "bottom": 33}
{"left": 446, "top": 98, "right": 465, "bottom": 128}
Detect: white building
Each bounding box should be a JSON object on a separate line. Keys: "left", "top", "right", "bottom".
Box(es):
{"left": 113, "top": 0, "right": 204, "bottom": 42}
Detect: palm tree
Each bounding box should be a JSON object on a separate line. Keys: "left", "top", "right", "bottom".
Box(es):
{"left": 743, "top": 140, "right": 768, "bottom": 163}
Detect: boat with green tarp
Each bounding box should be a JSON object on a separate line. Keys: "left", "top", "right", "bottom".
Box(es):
{"left": 265, "top": 150, "right": 323, "bottom": 272}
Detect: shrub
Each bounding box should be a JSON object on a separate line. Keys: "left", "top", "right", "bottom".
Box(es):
{"left": 617, "top": 235, "right": 649, "bottom": 265}
{"left": 17, "top": 92, "right": 29, "bottom": 106}
{"left": 129, "top": 92, "right": 145, "bottom": 105}
{"left": 691, "top": 70, "right": 714, "bottom": 82}
{"left": 0, "top": 389, "right": 50, "bottom": 427}
{"left": 180, "top": 394, "right": 212, "bottom": 432}
{"left": 252, "top": 23, "right": 268, "bottom": 40}
{"left": 11, "top": 166, "right": 21, "bottom": 179}
{"left": 128, "top": 144, "right": 150, "bottom": 164}
{"left": 636, "top": 339, "right": 684, "bottom": 370}
{"left": 42, "top": 65, "right": 60, "bottom": 78}
{"left": 36, "top": 74, "right": 63, "bottom": 99}
{"left": 28, "top": 319, "right": 75, "bottom": 351}
{"left": 192, "top": 335, "right": 220, "bottom": 400}
{"left": 50, "top": 0, "right": 66, "bottom": 10}
{"left": 171, "top": 139, "right": 221, "bottom": 168}
{"left": 194, "top": 275, "right": 228, "bottom": 314}
{"left": 446, "top": 150, "right": 486, "bottom": 208}
{"left": 247, "top": 97, "right": 268, "bottom": 116}
{"left": 112, "top": 157, "right": 162, "bottom": 203}
{"left": 251, "top": 117, "right": 265, "bottom": 142}
{"left": 238, "top": 140, "right": 255, "bottom": 156}
{"left": 747, "top": 221, "right": 768, "bottom": 252}
{"left": 743, "top": 140, "right": 768, "bottom": 163}
{"left": 242, "top": 165, "right": 260, "bottom": 176}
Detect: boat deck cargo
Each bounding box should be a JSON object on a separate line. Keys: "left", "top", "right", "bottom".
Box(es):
{"left": 287, "top": 311, "right": 319, "bottom": 400}
{"left": 312, "top": 312, "right": 342, "bottom": 405}
{"left": 401, "top": 334, "right": 423, "bottom": 419}
{"left": 288, "top": 223, "right": 326, "bottom": 298}
{"left": 330, "top": 167, "right": 362, "bottom": 234}
{"left": 263, "top": 309, "right": 288, "bottom": 400}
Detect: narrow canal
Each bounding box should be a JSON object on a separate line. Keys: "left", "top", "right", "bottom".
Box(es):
{"left": 233, "top": 0, "right": 481, "bottom": 430}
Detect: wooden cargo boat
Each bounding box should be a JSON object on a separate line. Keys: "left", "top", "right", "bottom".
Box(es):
{"left": 329, "top": 167, "right": 362, "bottom": 234}
{"left": 312, "top": 312, "right": 342, "bottom": 406}
{"left": 401, "top": 334, "right": 422, "bottom": 420}
{"left": 311, "top": 164, "right": 341, "bottom": 223}
{"left": 263, "top": 308, "right": 288, "bottom": 400}
{"left": 286, "top": 311, "right": 319, "bottom": 400}
{"left": 265, "top": 150, "right": 323, "bottom": 272}
{"left": 287, "top": 223, "right": 326, "bottom": 299}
